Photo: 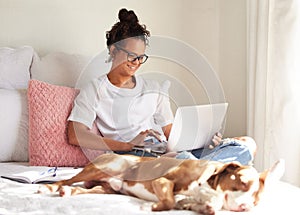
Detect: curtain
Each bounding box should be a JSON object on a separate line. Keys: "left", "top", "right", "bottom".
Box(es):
{"left": 247, "top": 0, "right": 300, "bottom": 187}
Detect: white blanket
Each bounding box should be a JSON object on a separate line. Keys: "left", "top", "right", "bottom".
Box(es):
{"left": 0, "top": 162, "right": 299, "bottom": 215}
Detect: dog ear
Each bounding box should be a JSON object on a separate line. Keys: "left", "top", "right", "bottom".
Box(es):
{"left": 203, "top": 162, "right": 242, "bottom": 190}
{"left": 197, "top": 162, "right": 221, "bottom": 185}
{"left": 252, "top": 170, "right": 269, "bottom": 205}
{"left": 260, "top": 159, "right": 285, "bottom": 188}
{"left": 214, "top": 161, "right": 242, "bottom": 175}
{"left": 268, "top": 159, "right": 285, "bottom": 182}
{"left": 253, "top": 159, "right": 285, "bottom": 205}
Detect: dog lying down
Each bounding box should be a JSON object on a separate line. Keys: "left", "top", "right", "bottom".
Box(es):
{"left": 38, "top": 154, "right": 284, "bottom": 215}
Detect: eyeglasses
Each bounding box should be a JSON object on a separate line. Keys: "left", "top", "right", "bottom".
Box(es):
{"left": 116, "top": 46, "right": 148, "bottom": 64}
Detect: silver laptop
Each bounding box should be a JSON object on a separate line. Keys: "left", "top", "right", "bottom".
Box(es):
{"left": 134, "top": 103, "right": 228, "bottom": 154}
{"left": 166, "top": 103, "right": 228, "bottom": 152}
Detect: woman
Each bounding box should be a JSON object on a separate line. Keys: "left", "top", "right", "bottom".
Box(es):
{"left": 67, "top": 8, "right": 256, "bottom": 164}
{"left": 68, "top": 8, "right": 173, "bottom": 156}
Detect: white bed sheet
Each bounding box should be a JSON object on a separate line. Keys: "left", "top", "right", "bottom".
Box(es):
{"left": 0, "top": 162, "right": 300, "bottom": 215}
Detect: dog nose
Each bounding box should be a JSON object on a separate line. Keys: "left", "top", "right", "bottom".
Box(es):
{"left": 238, "top": 203, "right": 250, "bottom": 212}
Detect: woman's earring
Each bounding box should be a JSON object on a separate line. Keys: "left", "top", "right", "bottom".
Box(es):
{"left": 105, "top": 54, "right": 113, "bottom": 63}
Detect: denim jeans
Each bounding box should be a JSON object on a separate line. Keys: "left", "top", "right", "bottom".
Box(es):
{"left": 115, "top": 138, "right": 253, "bottom": 165}
{"left": 114, "top": 149, "right": 159, "bottom": 157}
{"left": 190, "top": 139, "right": 253, "bottom": 165}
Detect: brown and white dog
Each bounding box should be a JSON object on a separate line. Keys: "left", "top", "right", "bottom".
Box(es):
{"left": 38, "top": 153, "right": 280, "bottom": 215}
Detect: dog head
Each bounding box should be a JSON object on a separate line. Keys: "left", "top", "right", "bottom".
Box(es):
{"left": 206, "top": 162, "right": 269, "bottom": 212}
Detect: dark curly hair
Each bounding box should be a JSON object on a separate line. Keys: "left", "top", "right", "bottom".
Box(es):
{"left": 106, "top": 8, "right": 150, "bottom": 48}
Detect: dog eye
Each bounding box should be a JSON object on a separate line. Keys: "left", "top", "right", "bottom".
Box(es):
{"left": 232, "top": 187, "right": 238, "bottom": 191}
{"left": 240, "top": 182, "right": 250, "bottom": 191}
{"left": 230, "top": 174, "right": 236, "bottom": 180}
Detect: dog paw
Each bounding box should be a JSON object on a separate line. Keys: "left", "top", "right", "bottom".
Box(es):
{"left": 189, "top": 203, "right": 215, "bottom": 215}
{"left": 140, "top": 202, "right": 152, "bottom": 212}
{"left": 59, "top": 186, "right": 72, "bottom": 197}
{"left": 198, "top": 204, "right": 215, "bottom": 215}
{"left": 108, "top": 178, "right": 123, "bottom": 191}
{"left": 177, "top": 201, "right": 215, "bottom": 215}
{"left": 36, "top": 184, "right": 58, "bottom": 194}
{"left": 151, "top": 200, "right": 175, "bottom": 211}
{"left": 36, "top": 185, "right": 51, "bottom": 194}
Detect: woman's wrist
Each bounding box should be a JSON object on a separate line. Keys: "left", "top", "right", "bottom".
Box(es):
{"left": 124, "top": 142, "right": 134, "bottom": 151}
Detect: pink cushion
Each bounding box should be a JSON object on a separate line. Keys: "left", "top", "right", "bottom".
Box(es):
{"left": 28, "top": 79, "right": 102, "bottom": 167}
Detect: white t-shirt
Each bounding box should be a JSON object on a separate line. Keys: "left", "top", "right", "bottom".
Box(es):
{"left": 68, "top": 74, "right": 174, "bottom": 142}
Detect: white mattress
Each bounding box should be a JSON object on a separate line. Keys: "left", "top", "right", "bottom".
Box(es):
{"left": 0, "top": 162, "right": 300, "bottom": 215}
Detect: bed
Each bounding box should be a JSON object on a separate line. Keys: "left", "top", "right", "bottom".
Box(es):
{"left": 1, "top": 162, "right": 300, "bottom": 215}
{"left": 0, "top": 46, "right": 300, "bottom": 215}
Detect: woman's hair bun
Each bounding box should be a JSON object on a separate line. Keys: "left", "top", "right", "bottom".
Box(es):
{"left": 106, "top": 8, "right": 150, "bottom": 48}
{"left": 118, "top": 8, "right": 139, "bottom": 24}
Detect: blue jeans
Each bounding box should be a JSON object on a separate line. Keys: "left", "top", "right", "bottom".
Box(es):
{"left": 114, "top": 149, "right": 159, "bottom": 157}
{"left": 190, "top": 139, "right": 253, "bottom": 165}
{"left": 115, "top": 138, "right": 253, "bottom": 165}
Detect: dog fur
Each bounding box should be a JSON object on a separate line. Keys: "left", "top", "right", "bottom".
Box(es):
{"left": 38, "top": 153, "right": 273, "bottom": 215}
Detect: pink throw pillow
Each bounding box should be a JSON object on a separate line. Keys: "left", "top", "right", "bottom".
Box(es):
{"left": 28, "top": 79, "right": 102, "bottom": 167}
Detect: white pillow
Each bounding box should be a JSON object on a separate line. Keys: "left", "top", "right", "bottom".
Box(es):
{"left": 0, "top": 46, "right": 34, "bottom": 89}
{"left": 0, "top": 89, "right": 28, "bottom": 161}
{"left": 30, "top": 52, "right": 91, "bottom": 87}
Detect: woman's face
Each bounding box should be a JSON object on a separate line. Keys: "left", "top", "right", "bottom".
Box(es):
{"left": 111, "top": 38, "right": 146, "bottom": 76}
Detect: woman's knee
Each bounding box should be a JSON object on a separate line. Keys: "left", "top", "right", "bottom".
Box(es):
{"left": 233, "top": 136, "right": 257, "bottom": 156}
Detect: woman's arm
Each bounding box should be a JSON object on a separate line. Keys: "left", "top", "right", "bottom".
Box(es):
{"left": 67, "top": 121, "right": 133, "bottom": 151}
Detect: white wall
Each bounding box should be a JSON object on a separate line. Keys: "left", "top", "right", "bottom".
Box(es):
{"left": 0, "top": 0, "right": 247, "bottom": 137}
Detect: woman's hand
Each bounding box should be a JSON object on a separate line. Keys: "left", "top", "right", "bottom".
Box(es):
{"left": 129, "top": 129, "right": 162, "bottom": 147}
{"left": 210, "top": 132, "right": 223, "bottom": 148}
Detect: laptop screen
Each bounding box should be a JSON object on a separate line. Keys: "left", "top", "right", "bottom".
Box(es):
{"left": 167, "top": 103, "right": 228, "bottom": 152}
